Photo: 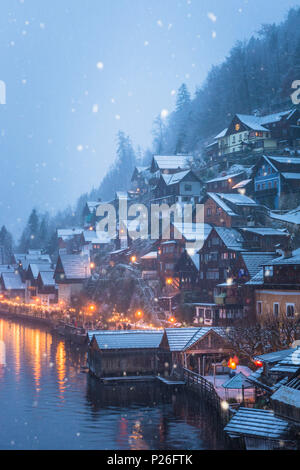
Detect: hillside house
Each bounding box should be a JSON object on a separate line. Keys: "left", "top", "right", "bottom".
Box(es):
{"left": 202, "top": 192, "right": 262, "bottom": 227}
{"left": 253, "top": 155, "right": 300, "bottom": 210}
{"left": 54, "top": 253, "right": 91, "bottom": 305}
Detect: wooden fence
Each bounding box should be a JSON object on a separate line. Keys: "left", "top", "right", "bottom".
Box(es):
{"left": 182, "top": 367, "right": 231, "bottom": 426}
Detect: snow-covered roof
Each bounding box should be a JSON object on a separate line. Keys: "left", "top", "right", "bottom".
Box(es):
{"left": 214, "top": 128, "right": 228, "bottom": 139}
{"left": 1, "top": 271, "right": 25, "bottom": 290}
{"left": 39, "top": 270, "right": 55, "bottom": 286}
{"left": 58, "top": 254, "right": 91, "bottom": 280}
{"left": 222, "top": 372, "right": 253, "bottom": 390}
{"left": 271, "top": 385, "right": 300, "bottom": 408}
{"left": 214, "top": 193, "right": 258, "bottom": 207}
{"left": 153, "top": 155, "right": 192, "bottom": 170}
{"left": 140, "top": 251, "right": 157, "bottom": 260}
{"left": 57, "top": 228, "right": 83, "bottom": 240}
{"left": 83, "top": 230, "right": 112, "bottom": 244}
{"left": 240, "top": 252, "right": 277, "bottom": 278}
{"left": 240, "top": 227, "right": 289, "bottom": 237}
{"left": 259, "top": 109, "right": 294, "bottom": 125}
{"left": 92, "top": 330, "right": 164, "bottom": 350}
{"left": 246, "top": 269, "right": 264, "bottom": 286}
{"left": 214, "top": 227, "right": 245, "bottom": 251}
{"left": 206, "top": 171, "right": 244, "bottom": 184}
{"left": 236, "top": 114, "right": 269, "bottom": 132}
{"left": 0, "top": 265, "right": 17, "bottom": 275}
{"left": 206, "top": 193, "right": 237, "bottom": 217}
{"left": 269, "top": 207, "right": 300, "bottom": 226}
{"left": 232, "top": 179, "right": 252, "bottom": 189}
{"left": 165, "top": 327, "right": 226, "bottom": 352}
{"left": 28, "top": 262, "right": 52, "bottom": 279}
{"left": 224, "top": 407, "right": 291, "bottom": 439}
{"left": 162, "top": 169, "right": 191, "bottom": 185}
{"left": 282, "top": 172, "right": 300, "bottom": 180}
{"left": 254, "top": 348, "right": 296, "bottom": 364}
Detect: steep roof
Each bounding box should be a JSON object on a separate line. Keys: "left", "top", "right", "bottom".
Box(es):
{"left": 39, "top": 270, "right": 55, "bottom": 286}
{"left": 206, "top": 193, "right": 237, "bottom": 217}
{"left": 214, "top": 227, "right": 245, "bottom": 251}
{"left": 57, "top": 254, "right": 91, "bottom": 280}
{"left": 240, "top": 252, "right": 277, "bottom": 278}
{"left": 1, "top": 271, "right": 25, "bottom": 290}
{"left": 152, "top": 155, "right": 192, "bottom": 171}
{"left": 28, "top": 263, "right": 52, "bottom": 280}
{"left": 164, "top": 327, "right": 226, "bottom": 352}
{"left": 161, "top": 169, "right": 191, "bottom": 185}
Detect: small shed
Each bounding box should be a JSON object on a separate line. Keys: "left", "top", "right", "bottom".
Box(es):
{"left": 222, "top": 372, "right": 254, "bottom": 403}
{"left": 224, "top": 407, "right": 293, "bottom": 450}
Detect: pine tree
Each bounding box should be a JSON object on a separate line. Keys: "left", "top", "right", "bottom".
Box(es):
{"left": 0, "top": 226, "right": 14, "bottom": 264}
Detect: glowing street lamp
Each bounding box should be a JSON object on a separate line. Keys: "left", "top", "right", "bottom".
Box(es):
{"left": 254, "top": 359, "right": 263, "bottom": 368}
{"left": 168, "top": 316, "right": 176, "bottom": 324}
{"left": 90, "top": 262, "right": 95, "bottom": 269}
{"left": 228, "top": 357, "right": 237, "bottom": 370}
{"left": 130, "top": 255, "right": 137, "bottom": 263}
{"left": 89, "top": 304, "right": 96, "bottom": 312}
{"left": 135, "top": 310, "right": 143, "bottom": 319}
{"left": 166, "top": 277, "right": 173, "bottom": 285}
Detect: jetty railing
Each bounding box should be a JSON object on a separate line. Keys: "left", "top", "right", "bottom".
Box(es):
{"left": 182, "top": 367, "right": 231, "bottom": 425}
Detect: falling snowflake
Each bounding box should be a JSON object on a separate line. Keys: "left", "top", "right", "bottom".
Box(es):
{"left": 208, "top": 12, "right": 217, "bottom": 23}
{"left": 92, "top": 104, "right": 99, "bottom": 113}
{"left": 96, "top": 61, "right": 104, "bottom": 70}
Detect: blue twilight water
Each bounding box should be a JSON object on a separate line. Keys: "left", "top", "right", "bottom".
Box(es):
{"left": 0, "top": 317, "right": 226, "bottom": 450}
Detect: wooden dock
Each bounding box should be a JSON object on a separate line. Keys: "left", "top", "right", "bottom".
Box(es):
{"left": 101, "top": 375, "right": 156, "bottom": 384}
{"left": 156, "top": 376, "right": 186, "bottom": 386}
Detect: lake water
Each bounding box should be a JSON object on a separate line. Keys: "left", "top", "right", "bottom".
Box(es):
{"left": 0, "top": 317, "right": 226, "bottom": 450}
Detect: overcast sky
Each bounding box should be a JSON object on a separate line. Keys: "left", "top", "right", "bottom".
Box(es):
{"left": 1, "top": 0, "right": 300, "bottom": 238}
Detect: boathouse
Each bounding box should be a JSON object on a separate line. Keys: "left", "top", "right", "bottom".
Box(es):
{"left": 163, "top": 327, "right": 234, "bottom": 375}
{"left": 87, "top": 330, "right": 169, "bottom": 378}
{"left": 87, "top": 327, "right": 234, "bottom": 379}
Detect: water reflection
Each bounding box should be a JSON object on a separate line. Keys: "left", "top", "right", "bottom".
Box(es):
{"left": 0, "top": 317, "right": 226, "bottom": 450}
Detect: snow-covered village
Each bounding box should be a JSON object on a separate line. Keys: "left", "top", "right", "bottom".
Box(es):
{"left": 0, "top": 0, "right": 300, "bottom": 457}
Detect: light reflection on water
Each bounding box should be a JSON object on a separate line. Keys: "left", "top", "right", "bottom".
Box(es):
{"left": 0, "top": 317, "right": 226, "bottom": 450}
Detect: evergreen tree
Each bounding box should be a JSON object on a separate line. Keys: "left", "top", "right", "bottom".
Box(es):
{"left": 0, "top": 226, "right": 14, "bottom": 264}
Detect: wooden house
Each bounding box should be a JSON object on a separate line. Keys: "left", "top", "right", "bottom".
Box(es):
{"left": 24, "top": 262, "right": 52, "bottom": 303}
{"left": 54, "top": 253, "right": 91, "bottom": 305}
{"left": 36, "top": 270, "right": 57, "bottom": 306}
{"left": 152, "top": 169, "right": 202, "bottom": 206}
{"left": 253, "top": 155, "right": 300, "bottom": 210}
{"left": 87, "top": 330, "right": 168, "bottom": 378}
{"left": 202, "top": 192, "right": 262, "bottom": 227}
{"left": 253, "top": 249, "right": 300, "bottom": 322}
{"left": 205, "top": 171, "right": 246, "bottom": 193}
{"left": 0, "top": 271, "right": 26, "bottom": 300}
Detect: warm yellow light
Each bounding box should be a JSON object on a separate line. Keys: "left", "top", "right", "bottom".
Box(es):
{"left": 228, "top": 178, "right": 232, "bottom": 183}
{"left": 131, "top": 255, "right": 137, "bottom": 263}
{"left": 90, "top": 262, "right": 95, "bottom": 269}
{"left": 166, "top": 278, "right": 173, "bottom": 285}
{"left": 89, "top": 226, "right": 93, "bottom": 231}
{"left": 35, "top": 298, "right": 40, "bottom": 303}
{"left": 135, "top": 310, "right": 143, "bottom": 318}
{"left": 89, "top": 304, "right": 96, "bottom": 311}
{"left": 169, "top": 316, "right": 176, "bottom": 323}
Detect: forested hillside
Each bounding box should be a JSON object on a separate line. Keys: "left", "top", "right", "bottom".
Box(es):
{"left": 17, "top": 6, "right": 300, "bottom": 248}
